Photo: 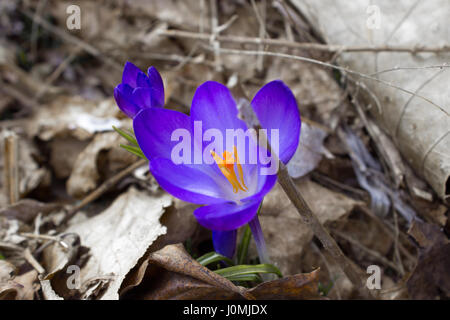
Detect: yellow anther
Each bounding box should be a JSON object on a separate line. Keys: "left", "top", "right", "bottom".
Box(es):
{"left": 211, "top": 146, "right": 248, "bottom": 193}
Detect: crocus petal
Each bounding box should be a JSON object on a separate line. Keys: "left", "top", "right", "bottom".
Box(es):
{"left": 190, "top": 81, "right": 248, "bottom": 139}
{"left": 136, "top": 68, "right": 165, "bottom": 108}
{"left": 132, "top": 87, "right": 152, "bottom": 109}
{"left": 190, "top": 81, "right": 252, "bottom": 177}
{"left": 149, "top": 158, "right": 226, "bottom": 204}
{"left": 136, "top": 71, "right": 151, "bottom": 87}
{"left": 114, "top": 84, "right": 141, "bottom": 118}
{"left": 147, "top": 66, "right": 165, "bottom": 107}
{"left": 251, "top": 80, "right": 301, "bottom": 164}
{"left": 212, "top": 230, "right": 237, "bottom": 259}
{"left": 194, "top": 200, "right": 261, "bottom": 231}
{"left": 241, "top": 172, "right": 277, "bottom": 203}
{"left": 122, "top": 61, "right": 142, "bottom": 88}
{"left": 134, "top": 107, "right": 221, "bottom": 181}
{"left": 134, "top": 108, "right": 191, "bottom": 161}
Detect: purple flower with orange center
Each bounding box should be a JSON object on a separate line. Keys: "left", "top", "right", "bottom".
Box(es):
{"left": 130, "top": 79, "right": 301, "bottom": 262}
{"left": 114, "top": 62, "right": 165, "bottom": 118}
{"left": 114, "top": 63, "right": 301, "bottom": 261}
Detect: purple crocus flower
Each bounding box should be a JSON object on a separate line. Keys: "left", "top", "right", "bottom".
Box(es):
{"left": 114, "top": 62, "right": 165, "bottom": 118}
{"left": 132, "top": 79, "right": 301, "bottom": 260}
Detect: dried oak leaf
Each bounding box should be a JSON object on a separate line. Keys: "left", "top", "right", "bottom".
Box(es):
{"left": 406, "top": 220, "right": 450, "bottom": 299}
{"left": 122, "top": 243, "right": 320, "bottom": 300}
{"left": 67, "top": 187, "right": 171, "bottom": 300}
{"left": 0, "top": 262, "right": 37, "bottom": 300}
{"left": 120, "top": 198, "right": 199, "bottom": 295}
{"left": 0, "top": 199, "right": 62, "bottom": 224}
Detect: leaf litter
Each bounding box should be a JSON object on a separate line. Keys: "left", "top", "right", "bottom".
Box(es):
{"left": 0, "top": 0, "right": 448, "bottom": 300}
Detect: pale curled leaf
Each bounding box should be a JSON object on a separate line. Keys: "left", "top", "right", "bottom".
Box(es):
{"left": 291, "top": 0, "right": 450, "bottom": 200}
{"left": 287, "top": 122, "right": 332, "bottom": 179}
{"left": 0, "top": 260, "right": 16, "bottom": 283}
{"left": 27, "top": 96, "right": 123, "bottom": 141}
{"left": 39, "top": 278, "right": 64, "bottom": 300}
{"left": 66, "top": 131, "right": 139, "bottom": 198}
{"left": 66, "top": 187, "right": 172, "bottom": 300}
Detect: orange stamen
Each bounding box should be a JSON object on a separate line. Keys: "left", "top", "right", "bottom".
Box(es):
{"left": 211, "top": 146, "right": 248, "bottom": 193}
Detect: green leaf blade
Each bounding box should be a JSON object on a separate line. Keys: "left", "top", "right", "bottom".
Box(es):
{"left": 214, "top": 264, "right": 282, "bottom": 279}
{"left": 119, "top": 144, "right": 146, "bottom": 159}
{"left": 237, "top": 224, "right": 251, "bottom": 265}
{"left": 196, "top": 252, "right": 235, "bottom": 267}
{"left": 113, "top": 126, "right": 139, "bottom": 146}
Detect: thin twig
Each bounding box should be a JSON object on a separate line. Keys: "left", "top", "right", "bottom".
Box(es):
{"left": 20, "top": 8, "right": 122, "bottom": 71}
{"left": 23, "top": 248, "right": 45, "bottom": 274}
{"left": 251, "top": 0, "right": 267, "bottom": 71}
{"left": 369, "top": 64, "right": 448, "bottom": 77}
{"left": 358, "top": 206, "right": 416, "bottom": 263}
{"left": 392, "top": 210, "right": 405, "bottom": 275}
{"left": 0, "top": 80, "right": 40, "bottom": 111}
{"left": 385, "top": 0, "right": 421, "bottom": 44}
{"left": 35, "top": 47, "right": 81, "bottom": 100}
{"left": 310, "top": 242, "right": 342, "bottom": 299}
{"left": 159, "top": 29, "right": 450, "bottom": 53}
{"left": 20, "top": 232, "right": 69, "bottom": 250}
{"left": 331, "top": 229, "right": 404, "bottom": 275}
{"left": 209, "top": 0, "right": 222, "bottom": 72}
{"left": 276, "top": 162, "right": 372, "bottom": 295}
{"left": 205, "top": 46, "right": 449, "bottom": 116}
{"left": 30, "top": 0, "right": 48, "bottom": 60}
{"left": 3, "top": 131, "right": 20, "bottom": 205}
{"left": 60, "top": 159, "right": 147, "bottom": 225}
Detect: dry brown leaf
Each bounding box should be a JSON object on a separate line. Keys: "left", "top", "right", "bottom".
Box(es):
{"left": 40, "top": 278, "right": 64, "bottom": 300}
{"left": 66, "top": 131, "right": 137, "bottom": 198}
{"left": 0, "top": 260, "right": 16, "bottom": 283}
{"left": 0, "top": 282, "right": 23, "bottom": 300}
{"left": 0, "top": 133, "right": 48, "bottom": 199}
{"left": 27, "top": 96, "right": 123, "bottom": 142}
{"left": 247, "top": 269, "right": 320, "bottom": 300}
{"left": 407, "top": 220, "right": 450, "bottom": 299}
{"left": 123, "top": 243, "right": 320, "bottom": 300}
{"left": 26, "top": 95, "right": 132, "bottom": 181}
{"left": 49, "top": 137, "right": 90, "bottom": 179}
{"left": 255, "top": 179, "right": 362, "bottom": 275}
{"left": 0, "top": 261, "right": 38, "bottom": 300}
{"left": 142, "top": 243, "right": 252, "bottom": 300}
{"left": 66, "top": 187, "right": 171, "bottom": 300}
{"left": 0, "top": 199, "right": 62, "bottom": 224}
{"left": 41, "top": 234, "right": 81, "bottom": 280}
{"left": 12, "top": 270, "right": 38, "bottom": 300}
{"left": 149, "top": 198, "right": 200, "bottom": 251}
{"left": 120, "top": 198, "right": 200, "bottom": 296}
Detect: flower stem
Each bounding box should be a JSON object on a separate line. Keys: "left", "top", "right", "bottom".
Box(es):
{"left": 248, "top": 213, "right": 275, "bottom": 282}
{"left": 248, "top": 214, "right": 270, "bottom": 265}
{"left": 277, "top": 161, "right": 374, "bottom": 298}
